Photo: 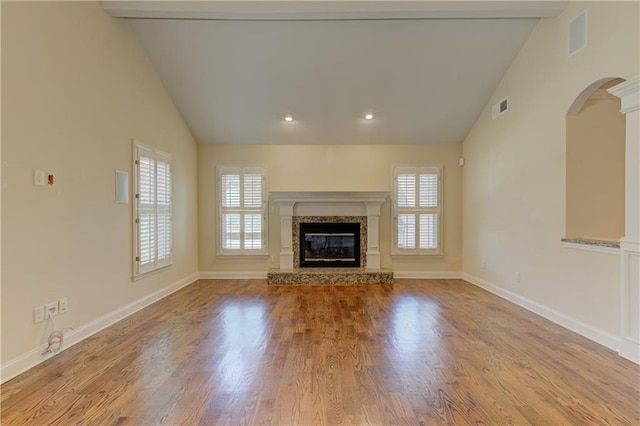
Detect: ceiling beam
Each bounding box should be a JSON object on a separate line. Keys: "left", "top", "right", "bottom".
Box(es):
{"left": 102, "top": 1, "right": 568, "bottom": 21}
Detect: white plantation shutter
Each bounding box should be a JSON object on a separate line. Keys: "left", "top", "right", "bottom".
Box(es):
{"left": 156, "top": 155, "right": 172, "bottom": 265}
{"left": 134, "top": 142, "right": 172, "bottom": 277}
{"left": 397, "top": 171, "right": 416, "bottom": 208}
{"left": 221, "top": 175, "right": 240, "bottom": 208}
{"left": 397, "top": 214, "right": 416, "bottom": 249}
{"left": 419, "top": 174, "right": 438, "bottom": 208}
{"left": 419, "top": 214, "right": 438, "bottom": 249}
{"left": 218, "top": 166, "right": 267, "bottom": 254}
{"left": 393, "top": 165, "right": 442, "bottom": 255}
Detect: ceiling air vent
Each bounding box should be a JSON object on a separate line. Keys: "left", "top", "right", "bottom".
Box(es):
{"left": 492, "top": 97, "right": 509, "bottom": 119}
{"left": 569, "top": 10, "right": 588, "bottom": 56}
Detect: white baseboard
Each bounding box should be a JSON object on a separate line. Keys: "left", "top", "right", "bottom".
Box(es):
{"left": 0, "top": 273, "right": 199, "bottom": 384}
{"left": 620, "top": 337, "right": 640, "bottom": 364}
{"left": 461, "top": 272, "right": 621, "bottom": 353}
{"left": 199, "top": 271, "right": 268, "bottom": 279}
{"left": 393, "top": 270, "right": 462, "bottom": 279}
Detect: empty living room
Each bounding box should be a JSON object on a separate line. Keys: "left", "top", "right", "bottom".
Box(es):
{"left": 1, "top": 1, "right": 639, "bottom": 424}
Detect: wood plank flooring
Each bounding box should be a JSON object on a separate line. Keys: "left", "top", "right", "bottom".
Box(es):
{"left": 1, "top": 279, "right": 638, "bottom": 425}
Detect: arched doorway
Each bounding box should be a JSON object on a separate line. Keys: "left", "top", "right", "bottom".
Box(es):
{"left": 566, "top": 78, "right": 626, "bottom": 242}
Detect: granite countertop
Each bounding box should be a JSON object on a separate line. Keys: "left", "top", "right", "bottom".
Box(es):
{"left": 561, "top": 238, "right": 620, "bottom": 249}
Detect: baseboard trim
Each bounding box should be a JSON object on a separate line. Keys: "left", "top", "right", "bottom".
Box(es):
{"left": 393, "top": 270, "right": 462, "bottom": 279}
{"left": 0, "top": 273, "right": 199, "bottom": 384}
{"left": 620, "top": 337, "right": 640, "bottom": 364}
{"left": 199, "top": 271, "right": 269, "bottom": 279}
{"left": 461, "top": 272, "right": 621, "bottom": 353}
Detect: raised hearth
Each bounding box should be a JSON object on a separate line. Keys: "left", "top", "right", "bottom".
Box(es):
{"left": 267, "top": 268, "right": 394, "bottom": 285}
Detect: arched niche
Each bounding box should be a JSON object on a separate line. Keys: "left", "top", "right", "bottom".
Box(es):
{"left": 566, "top": 78, "right": 626, "bottom": 242}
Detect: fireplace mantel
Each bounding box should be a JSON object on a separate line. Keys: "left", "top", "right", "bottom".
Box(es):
{"left": 270, "top": 191, "right": 390, "bottom": 271}
{"left": 270, "top": 191, "right": 389, "bottom": 204}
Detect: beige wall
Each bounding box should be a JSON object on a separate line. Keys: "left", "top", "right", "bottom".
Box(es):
{"left": 198, "top": 144, "right": 463, "bottom": 274}
{"left": 462, "top": 1, "right": 639, "bottom": 337}
{"left": 1, "top": 2, "right": 199, "bottom": 363}
{"left": 566, "top": 96, "right": 625, "bottom": 240}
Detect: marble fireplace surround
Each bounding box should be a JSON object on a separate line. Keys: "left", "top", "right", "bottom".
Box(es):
{"left": 270, "top": 191, "right": 389, "bottom": 272}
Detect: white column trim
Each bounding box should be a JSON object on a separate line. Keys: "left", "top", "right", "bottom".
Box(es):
{"left": 279, "top": 202, "right": 294, "bottom": 271}
{"left": 608, "top": 77, "right": 640, "bottom": 364}
{"left": 365, "top": 201, "right": 383, "bottom": 271}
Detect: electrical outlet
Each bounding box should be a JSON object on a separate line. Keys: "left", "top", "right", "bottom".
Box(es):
{"left": 34, "top": 169, "right": 45, "bottom": 186}
{"left": 59, "top": 298, "right": 68, "bottom": 314}
{"left": 34, "top": 306, "right": 45, "bottom": 323}
{"left": 515, "top": 272, "right": 521, "bottom": 283}
{"left": 46, "top": 302, "right": 58, "bottom": 318}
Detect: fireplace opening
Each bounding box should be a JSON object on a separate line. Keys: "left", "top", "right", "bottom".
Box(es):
{"left": 299, "top": 222, "right": 360, "bottom": 268}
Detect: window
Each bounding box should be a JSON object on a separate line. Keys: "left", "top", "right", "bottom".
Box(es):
{"left": 217, "top": 166, "right": 267, "bottom": 255}
{"left": 393, "top": 165, "right": 443, "bottom": 255}
{"left": 133, "top": 141, "right": 172, "bottom": 277}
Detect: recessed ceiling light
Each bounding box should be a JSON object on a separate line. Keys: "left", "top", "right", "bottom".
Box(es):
{"left": 365, "top": 113, "right": 374, "bottom": 120}
{"left": 284, "top": 114, "right": 293, "bottom": 122}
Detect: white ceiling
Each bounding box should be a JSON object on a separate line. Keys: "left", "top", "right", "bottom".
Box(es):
{"left": 106, "top": 2, "right": 566, "bottom": 145}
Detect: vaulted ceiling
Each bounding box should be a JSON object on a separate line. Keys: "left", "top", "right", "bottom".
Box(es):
{"left": 104, "top": 1, "right": 567, "bottom": 145}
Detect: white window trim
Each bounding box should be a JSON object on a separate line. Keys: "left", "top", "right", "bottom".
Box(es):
{"left": 392, "top": 164, "right": 444, "bottom": 256}
{"left": 133, "top": 140, "right": 172, "bottom": 279}
{"left": 217, "top": 165, "right": 268, "bottom": 256}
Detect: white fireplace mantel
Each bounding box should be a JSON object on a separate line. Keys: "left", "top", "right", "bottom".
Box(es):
{"left": 270, "top": 190, "right": 389, "bottom": 204}
{"left": 270, "top": 191, "right": 390, "bottom": 271}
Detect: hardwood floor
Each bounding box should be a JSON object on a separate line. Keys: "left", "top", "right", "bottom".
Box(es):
{"left": 1, "top": 279, "right": 638, "bottom": 425}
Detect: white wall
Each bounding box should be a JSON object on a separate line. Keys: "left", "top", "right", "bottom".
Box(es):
{"left": 462, "top": 1, "right": 639, "bottom": 348}
{"left": 198, "top": 144, "right": 463, "bottom": 276}
{"left": 1, "top": 2, "right": 199, "bottom": 378}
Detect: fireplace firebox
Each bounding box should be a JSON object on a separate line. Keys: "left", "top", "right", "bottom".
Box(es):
{"left": 299, "top": 222, "right": 360, "bottom": 268}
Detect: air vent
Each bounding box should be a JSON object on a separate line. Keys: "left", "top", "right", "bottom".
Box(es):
{"left": 491, "top": 97, "right": 509, "bottom": 119}
{"left": 569, "top": 10, "right": 588, "bottom": 56}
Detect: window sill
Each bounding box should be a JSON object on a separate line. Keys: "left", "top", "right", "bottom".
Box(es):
{"left": 391, "top": 252, "right": 443, "bottom": 257}
{"left": 561, "top": 238, "right": 620, "bottom": 255}
{"left": 216, "top": 253, "right": 269, "bottom": 259}
{"left": 133, "top": 264, "right": 172, "bottom": 281}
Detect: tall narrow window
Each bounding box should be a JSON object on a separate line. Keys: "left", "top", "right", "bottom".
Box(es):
{"left": 393, "top": 165, "right": 443, "bottom": 255}
{"left": 134, "top": 141, "right": 172, "bottom": 277}
{"left": 217, "top": 166, "right": 267, "bottom": 255}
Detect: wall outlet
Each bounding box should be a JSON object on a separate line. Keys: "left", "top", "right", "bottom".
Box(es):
{"left": 515, "top": 272, "right": 521, "bottom": 283}
{"left": 34, "top": 169, "right": 45, "bottom": 186}
{"left": 46, "top": 302, "right": 58, "bottom": 318}
{"left": 59, "top": 298, "right": 68, "bottom": 314}
{"left": 34, "top": 306, "right": 45, "bottom": 323}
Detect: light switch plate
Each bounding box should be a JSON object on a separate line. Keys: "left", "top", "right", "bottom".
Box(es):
{"left": 34, "top": 170, "right": 45, "bottom": 186}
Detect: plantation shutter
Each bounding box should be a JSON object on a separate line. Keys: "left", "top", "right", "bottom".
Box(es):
{"left": 221, "top": 173, "right": 241, "bottom": 250}
{"left": 156, "top": 153, "right": 172, "bottom": 268}
{"left": 218, "top": 166, "right": 266, "bottom": 254}
{"left": 134, "top": 143, "right": 172, "bottom": 277}
{"left": 393, "top": 165, "right": 442, "bottom": 254}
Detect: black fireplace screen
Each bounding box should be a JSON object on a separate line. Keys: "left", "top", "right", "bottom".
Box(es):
{"left": 299, "top": 222, "right": 360, "bottom": 268}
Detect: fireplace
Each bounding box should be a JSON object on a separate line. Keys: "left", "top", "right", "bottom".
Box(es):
{"left": 270, "top": 191, "right": 388, "bottom": 271}
{"left": 299, "top": 222, "right": 360, "bottom": 268}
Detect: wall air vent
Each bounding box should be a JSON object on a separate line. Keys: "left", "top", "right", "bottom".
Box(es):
{"left": 569, "top": 10, "right": 588, "bottom": 56}
{"left": 491, "top": 97, "right": 509, "bottom": 119}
